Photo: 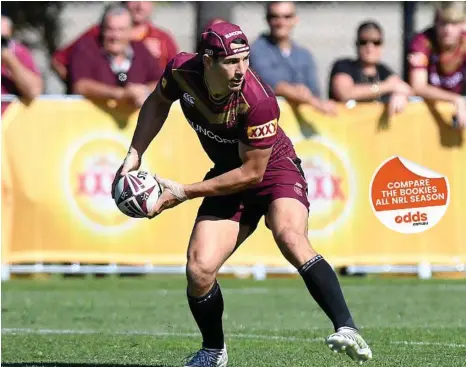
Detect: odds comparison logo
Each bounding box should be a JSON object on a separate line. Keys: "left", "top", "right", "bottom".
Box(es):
{"left": 369, "top": 156, "right": 450, "bottom": 234}
{"left": 63, "top": 133, "right": 138, "bottom": 234}
{"left": 295, "top": 136, "right": 355, "bottom": 237}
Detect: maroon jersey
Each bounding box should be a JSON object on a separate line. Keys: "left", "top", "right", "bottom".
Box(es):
{"left": 159, "top": 52, "right": 296, "bottom": 169}
{"left": 408, "top": 27, "right": 466, "bottom": 94}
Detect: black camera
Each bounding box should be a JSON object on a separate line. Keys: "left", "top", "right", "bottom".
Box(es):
{"left": 1, "top": 36, "right": 10, "bottom": 49}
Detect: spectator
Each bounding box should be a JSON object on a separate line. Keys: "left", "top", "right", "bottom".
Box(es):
{"left": 1, "top": 14, "right": 43, "bottom": 114}
{"left": 329, "top": 21, "right": 412, "bottom": 116}
{"left": 408, "top": 1, "right": 466, "bottom": 128}
{"left": 69, "top": 4, "right": 162, "bottom": 108}
{"left": 52, "top": 1, "right": 178, "bottom": 90}
{"left": 250, "top": 1, "right": 336, "bottom": 115}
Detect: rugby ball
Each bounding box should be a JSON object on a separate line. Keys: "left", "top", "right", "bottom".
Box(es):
{"left": 113, "top": 170, "right": 162, "bottom": 218}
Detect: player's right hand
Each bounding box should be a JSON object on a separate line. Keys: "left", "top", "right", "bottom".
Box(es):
{"left": 111, "top": 148, "right": 141, "bottom": 199}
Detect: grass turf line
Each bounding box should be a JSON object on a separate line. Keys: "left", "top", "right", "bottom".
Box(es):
{"left": 2, "top": 276, "right": 466, "bottom": 366}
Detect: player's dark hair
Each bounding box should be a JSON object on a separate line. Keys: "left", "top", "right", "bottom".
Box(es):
{"left": 231, "top": 38, "right": 247, "bottom": 45}
{"left": 356, "top": 21, "right": 384, "bottom": 41}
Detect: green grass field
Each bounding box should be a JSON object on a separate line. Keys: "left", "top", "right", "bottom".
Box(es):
{"left": 2, "top": 276, "right": 466, "bottom": 366}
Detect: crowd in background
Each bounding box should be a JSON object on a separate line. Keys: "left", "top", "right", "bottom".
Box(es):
{"left": 1, "top": 1, "right": 465, "bottom": 126}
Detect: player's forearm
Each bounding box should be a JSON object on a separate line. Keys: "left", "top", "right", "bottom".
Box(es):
{"left": 130, "top": 89, "right": 170, "bottom": 156}
{"left": 184, "top": 166, "right": 262, "bottom": 199}
{"left": 72, "top": 79, "right": 124, "bottom": 100}
{"left": 5, "top": 56, "right": 42, "bottom": 100}
{"left": 412, "top": 83, "right": 460, "bottom": 104}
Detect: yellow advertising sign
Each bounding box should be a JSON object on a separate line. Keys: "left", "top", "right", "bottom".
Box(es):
{"left": 2, "top": 99, "right": 465, "bottom": 268}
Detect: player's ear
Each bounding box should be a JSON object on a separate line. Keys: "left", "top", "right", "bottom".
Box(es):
{"left": 203, "top": 54, "right": 213, "bottom": 70}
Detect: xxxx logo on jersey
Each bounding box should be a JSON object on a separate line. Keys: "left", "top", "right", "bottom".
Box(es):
{"left": 64, "top": 133, "right": 136, "bottom": 233}
{"left": 294, "top": 136, "right": 355, "bottom": 237}
{"left": 247, "top": 119, "right": 277, "bottom": 140}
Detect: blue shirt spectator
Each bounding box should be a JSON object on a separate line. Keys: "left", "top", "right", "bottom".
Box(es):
{"left": 250, "top": 34, "right": 321, "bottom": 97}
{"left": 249, "top": 1, "right": 336, "bottom": 116}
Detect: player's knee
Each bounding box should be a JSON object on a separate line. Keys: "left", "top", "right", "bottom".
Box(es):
{"left": 274, "top": 227, "right": 316, "bottom": 267}
{"left": 186, "top": 256, "right": 218, "bottom": 290}
{"left": 274, "top": 227, "right": 303, "bottom": 249}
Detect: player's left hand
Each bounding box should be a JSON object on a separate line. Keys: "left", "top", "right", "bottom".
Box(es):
{"left": 147, "top": 176, "right": 188, "bottom": 218}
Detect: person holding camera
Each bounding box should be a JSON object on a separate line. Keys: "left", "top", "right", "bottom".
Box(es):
{"left": 1, "top": 15, "right": 43, "bottom": 114}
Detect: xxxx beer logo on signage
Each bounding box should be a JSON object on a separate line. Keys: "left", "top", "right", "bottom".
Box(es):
{"left": 294, "top": 136, "right": 355, "bottom": 237}
{"left": 63, "top": 133, "right": 139, "bottom": 234}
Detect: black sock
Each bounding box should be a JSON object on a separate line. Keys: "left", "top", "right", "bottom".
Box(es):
{"left": 187, "top": 280, "right": 224, "bottom": 349}
{"left": 299, "top": 255, "right": 357, "bottom": 331}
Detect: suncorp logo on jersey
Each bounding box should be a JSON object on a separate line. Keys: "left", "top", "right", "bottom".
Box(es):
{"left": 188, "top": 119, "right": 238, "bottom": 144}
{"left": 394, "top": 211, "right": 428, "bottom": 226}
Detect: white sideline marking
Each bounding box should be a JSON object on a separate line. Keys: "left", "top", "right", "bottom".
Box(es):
{"left": 2, "top": 328, "right": 466, "bottom": 348}
{"left": 390, "top": 340, "right": 466, "bottom": 348}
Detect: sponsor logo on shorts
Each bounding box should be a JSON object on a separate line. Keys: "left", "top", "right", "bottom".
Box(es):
{"left": 247, "top": 119, "right": 277, "bottom": 140}
{"left": 294, "top": 182, "right": 303, "bottom": 197}
{"left": 188, "top": 119, "right": 238, "bottom": 144}
{"left": 294, "top": 136, "right": 355, "bottom": 238}
{"left": 161, "top": 77, "right": 167, "bottom": 89}
{"left": 63, "top": 133, "right": 141, "bottom": 234}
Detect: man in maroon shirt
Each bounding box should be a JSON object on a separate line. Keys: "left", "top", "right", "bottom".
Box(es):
{"left": 69, "top": 4, "right": 162, "bottom": 108}
{"left": 112, "top": 22, "right": 372, "bottom": 366}
{"left": 52, "top": 1, "right": 178, "bottom": 88}
{"left": 408, "top": 1, "right": 466, "bottom": 128}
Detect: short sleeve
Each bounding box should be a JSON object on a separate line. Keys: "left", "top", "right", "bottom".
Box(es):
{"left": 68, "top": 38, "right": 96, "bottom": 85}
{"left": 330, "top": 59, "right": 357, "bottom": 80}
{"left": 241, "top": 97, "right": 280, "bottom": 148}
{"left": 303, "top": 51, "right": 321, "bottom": 97}
{"left": 408, "top": 32, "right": 431, "bottom": 70}
{"left": 250, "top": 40, "right": 282, "bottom": 89}
{"left": 158, "top": 58, "right": 182, "bottom": 101}
{"left": 52, "top": 25, "right": 100, "bottom": 68}
{"left": 163, "top": 34, "right": 178, "bottom": 65}
{"left": 140, "top": 43, "right": 163, "bottom": 83}
{"left": 377, "top": 63, "right": 394, "bottom": 81}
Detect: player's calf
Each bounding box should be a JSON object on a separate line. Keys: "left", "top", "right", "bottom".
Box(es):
{"left": 298, "top": 254, "right": 358, "bottom": 331}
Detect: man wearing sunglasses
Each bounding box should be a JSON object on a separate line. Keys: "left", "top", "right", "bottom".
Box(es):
{"left": 250, "top": 1, "right": 336, "bottom": 116}
{"left": 408, "top": 1, "right": 466, "bottom": 128}
{"left": 329, "top": 21, "right": 412, "bottom": 116}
